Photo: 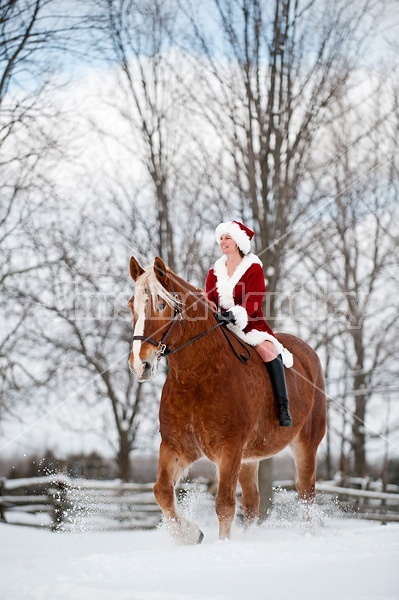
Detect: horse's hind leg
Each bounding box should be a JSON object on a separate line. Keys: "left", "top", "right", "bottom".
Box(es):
{"left": 291, "top": 383, "right": 326, "bottom": 504}
{"left": 238, "top": 461, "right": 260, "bottom": 527}
{"left": 289, "top": 440, "right": 319, "bottom": 529}
{"left": 292, "top": 390, "right": 326, "bottom": 527}
{"left": 291, "top": 441, "right": 317, "bottom": 502}
{"left": 153, "top": 441, "right": 203, "bottom": 545}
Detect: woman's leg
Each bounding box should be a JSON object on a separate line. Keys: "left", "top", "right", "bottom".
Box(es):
{"left": 255, "top": 341, "right": 292, "bottom": 427}
{"left": 255, "top": 340, "right": 278, "bottom": 362}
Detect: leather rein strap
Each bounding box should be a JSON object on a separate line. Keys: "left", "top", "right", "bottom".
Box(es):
{"left": 219, "top": 325, "right": 251, "bottom": 364}
{"left": 165, "top": 318, "right": 251, "bottom": 364}
{"left": 132, "top": 303, "right": 251, "bottom": 364}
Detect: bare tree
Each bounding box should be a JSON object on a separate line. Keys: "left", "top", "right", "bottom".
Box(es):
{"left": 87, "top": 0, "right": 184, "bottom": 269}
{"left": 291, "top": 79, "right": 399, "bottom": 476}
{"left": 0, "top": 0, "right": 75, "bottom": 419}
{"left": 178, "top": 0, "right": 382, "bottom": 292}
{"left": 21, "top": 205, "right": 161, "bottom": 481}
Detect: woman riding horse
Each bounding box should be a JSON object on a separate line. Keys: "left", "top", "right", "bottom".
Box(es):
{"left": 206, "top": 220, "right": 292, "bottom": 426}
{"left": 128, "top": 254, "right": 326, "bottom": 544}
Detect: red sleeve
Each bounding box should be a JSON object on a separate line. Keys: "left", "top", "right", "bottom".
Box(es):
{"left": 205, "top": 269, "right": 218, "bottom": 306}
{"left": 240, "top": 265, "right": 266, "bottom": 317}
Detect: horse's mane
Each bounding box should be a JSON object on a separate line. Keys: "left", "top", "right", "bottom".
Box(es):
{"left": 134, "top": 267, "right": 178, "bottom": 311}
{"left": 135, "top": 265, "right": 214, "bottom": 316}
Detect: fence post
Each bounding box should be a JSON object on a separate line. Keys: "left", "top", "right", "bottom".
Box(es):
{"left": 50, "top": 480, "right": 69, "bottom": 531}
{"left": 0, "top": 478, "right": 6, "bottom": 522}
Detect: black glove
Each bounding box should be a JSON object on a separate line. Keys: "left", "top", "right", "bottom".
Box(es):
{"left": 215, "top": 310, "right": 236, "bottom": 325}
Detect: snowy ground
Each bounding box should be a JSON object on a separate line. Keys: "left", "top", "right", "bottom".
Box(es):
{"left": 1, "top": 494, "right": 398, "bottom": 600}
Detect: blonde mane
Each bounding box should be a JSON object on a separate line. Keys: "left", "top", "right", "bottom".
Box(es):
{"left": 134, "top": 266, "right": 178, "bottom": 313}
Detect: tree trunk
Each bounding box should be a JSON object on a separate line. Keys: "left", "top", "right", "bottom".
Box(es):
{"left": 351, "top": 327, "right": 367, "bottom": 477}
{"left": 117, "top": 430, "right": 131, "bottom": 482}
{"left": 353, "top": 394, "right": 367, "bottom": 476}
{"left": 258, "top": 459, "right": 273, "bottom": 522}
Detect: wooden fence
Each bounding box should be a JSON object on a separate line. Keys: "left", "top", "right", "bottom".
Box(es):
{"left": 0, "top": 476, "right": 164, "bottom": 531}
{"left": 315, "top": 481, "right": 399, "bottom": 523}
{"left": 1, "top": 475, "right": 398, "bottom": 531}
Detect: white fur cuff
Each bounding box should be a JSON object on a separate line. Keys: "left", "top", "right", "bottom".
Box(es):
{"left": 230, "top": 305, "right": 248, "bottom": 330}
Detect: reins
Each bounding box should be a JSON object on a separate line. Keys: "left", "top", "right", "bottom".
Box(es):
{"left": 164, "top": 320, "right": 224, "bottom": 357}
{"left": 132, "top": 292, "right": 252, "bottom": 364}
{"left": 164, "top": 318, "right": 251, "bottom": 364}
{"left": 219, "top": 325, "right": 252, "bottom": 363}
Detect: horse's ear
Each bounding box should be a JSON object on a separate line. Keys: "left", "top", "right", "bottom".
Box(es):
{"left": 129, "top": 257, "right": 144, "bottom": 281}
{"left": 153, "top": 257, "right": 169, "bottom": 286}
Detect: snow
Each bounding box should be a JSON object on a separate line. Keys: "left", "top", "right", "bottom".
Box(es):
{"left": 1, "top": 502, "right": 398, "bottom": 600}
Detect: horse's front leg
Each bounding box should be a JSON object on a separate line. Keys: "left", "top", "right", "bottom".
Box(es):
{"left": 153, "top": 441, "right": 204, "bottom": 545}
{"left": 216, "top": 448, "right": 243, "bottom": 540}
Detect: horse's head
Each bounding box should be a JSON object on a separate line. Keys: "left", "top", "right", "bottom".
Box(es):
{"left": 128, "top": 256, "right": 183, "bottom": 381}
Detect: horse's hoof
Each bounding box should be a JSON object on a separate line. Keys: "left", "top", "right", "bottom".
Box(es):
{"left": 196, "top": 530, "right": 204, "bottom": 544}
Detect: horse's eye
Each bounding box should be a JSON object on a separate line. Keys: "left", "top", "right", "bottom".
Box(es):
{"left": 158, "top": 302, "right": 166, "bottom": 311}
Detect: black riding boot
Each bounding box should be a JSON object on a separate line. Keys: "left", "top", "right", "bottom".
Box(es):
{"left": 265, "top": 355, "right": 293, "bottom": 427}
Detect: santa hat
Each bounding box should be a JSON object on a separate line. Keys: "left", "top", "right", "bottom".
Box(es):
{"left": 215, "top": 220, "right": 255, "bottom": 255}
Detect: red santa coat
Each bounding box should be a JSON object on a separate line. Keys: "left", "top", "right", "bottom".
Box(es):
{"left": 206, "top": 253, "right": 293, "bottom": 367}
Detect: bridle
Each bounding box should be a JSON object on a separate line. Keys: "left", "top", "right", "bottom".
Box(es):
{"left": 132, "top": 294, "right": 185, "bottom": 361}
{"left": 132, "top": 290, "right": 251, "bottom": 364}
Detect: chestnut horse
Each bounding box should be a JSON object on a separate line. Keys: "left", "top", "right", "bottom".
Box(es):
{"left": 128, "top": 256, "right": 326, "bottom": 544}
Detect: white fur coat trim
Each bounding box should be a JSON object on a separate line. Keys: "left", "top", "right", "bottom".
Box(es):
{"left": 229, "top": 305, "right": 248, "bottom": 330}
{"left": 227, "top": 324, "right": 294, "bottom": 368}
{"left": 213, "top": 254, "right": 294, "bottom": 368}
{"left": 213, "top": 253, "right": 263, "bottom": 312}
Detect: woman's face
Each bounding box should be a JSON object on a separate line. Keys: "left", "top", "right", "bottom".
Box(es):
{"left": 219, "top": 234, "right": 239, "bottom": 256}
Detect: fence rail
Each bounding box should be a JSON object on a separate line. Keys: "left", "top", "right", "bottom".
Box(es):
{"left": 314, "top": 480, "right": 399, "bottom": 523}
{"left": 1, "top": 475, "right": 398, "bottom": 531}
{"left": 0, "top": 476, "right": 163, "bottom": 531}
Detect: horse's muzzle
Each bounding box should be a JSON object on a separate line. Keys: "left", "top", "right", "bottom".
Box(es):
{"left": 129, "top": 356, "right": 157, "bottom": 382}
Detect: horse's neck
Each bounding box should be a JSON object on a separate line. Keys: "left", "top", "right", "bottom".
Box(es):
{"left": 168, "top": 306, "right": 220, "bottom": 375}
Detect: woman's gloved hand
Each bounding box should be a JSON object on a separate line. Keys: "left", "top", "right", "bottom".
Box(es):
{"left": 215, "top": 310, "right": 236, "bottom": 325}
